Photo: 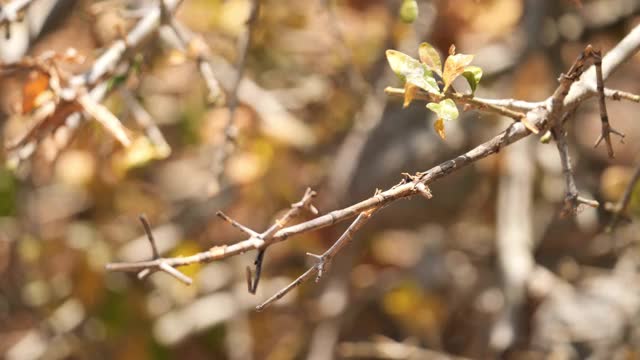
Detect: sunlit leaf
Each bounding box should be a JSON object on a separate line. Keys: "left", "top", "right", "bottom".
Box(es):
{"left": 22, "top": 70, "right": 51, "bottom": 114}
{"left": 462, "top": 66, "right": 483, "bottom": 94}
{"left": 403, "top": 83, "right": 419, "bottom": 108}
{"left": 419, "top": 42, "right": 442, "bottom": 76}
{"left": 113, "top": 136, "right": 170, "bottom": 174}
{"left": 399, "top": 0, "right": 418, "bottom": 24}
{"left": 426, "top": 99, "right": 459, "bottom": 122}
{"left": 386, "top": 50, "right": 439, "bottom": 93}
{"left": 433, "top": 118, "right": 446, "bottom": 140}
{"left": 442, "top": 53, "right": 474, "bottom": 91}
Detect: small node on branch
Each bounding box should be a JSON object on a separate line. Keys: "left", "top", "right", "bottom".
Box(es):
{"left": 561, "top": 195, "right": 600, "bottom": 218}
{"left": 594, "top": 122, "right": 625, "bottom": 159}
{"left": 414, "top": 182, "right": 433, "bottom": 199}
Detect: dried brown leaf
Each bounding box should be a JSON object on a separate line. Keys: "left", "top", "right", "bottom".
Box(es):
{"left": 22, "top": 70, "right": 51, "bottom": 114}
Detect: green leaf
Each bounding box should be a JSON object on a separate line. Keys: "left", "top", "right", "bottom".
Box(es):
{"left": 426, "top": 99, "right": 459, "bottom": 122}
{"left": 399, "top": 0, "right": 418, "bottom": 24}
{"left": 419, "top": 42, "right": 442, "bottom": 76}
{"left": 462, "top": 66, "right": 482, "bottom": 94}
{"left": 385, "top": 50, "right": 439, "bottom": 93}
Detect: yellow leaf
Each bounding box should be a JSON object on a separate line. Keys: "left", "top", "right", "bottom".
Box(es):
{"left": 433, "top": 118, "right": 446, "bottom": 140}
{"left": 113, "top": 136, "right": 170, "bottom": 175}
{"left": 403, "top": 83, "right": 418, "bottom": 108}
{"left": 442, "top": 53, "right": 474, "bottom": 91}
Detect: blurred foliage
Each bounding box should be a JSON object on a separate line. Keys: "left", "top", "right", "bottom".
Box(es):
{"left": 1, "top": 0, "right": 640, "bottom": 359}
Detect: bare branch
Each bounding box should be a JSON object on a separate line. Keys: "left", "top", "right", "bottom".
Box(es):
{"left": 590, "top": 48, "right": 625, "bottom": 158}
{"left": 564, "top": 24, "right": 640, "bottom": 107}
{"left": 165, "top": 19, "right": 223, "bottom": 105}
{"left": 604, "top": 88, "right": 640, "bottom": 103}
{"left": 551, "top": 112, "right": 599, "bottom": 216}
{"left": 71, "top": 0, "right": 184, "bottom": 88}
{"left": 121, "top": 88, "right": 171, "bottom": 155}
{"left": 208, "top": 0, "right": 260, "bottom": 195}
{"left": 470, "top": 97, "right": 545, "bottom": 112}
{"left": 256, "top": 209, "right": 376, "bottom": 311}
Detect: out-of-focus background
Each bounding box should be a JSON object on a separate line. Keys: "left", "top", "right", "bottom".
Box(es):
{"left": 1, "top": 0, "right": 640, "bottom": 359}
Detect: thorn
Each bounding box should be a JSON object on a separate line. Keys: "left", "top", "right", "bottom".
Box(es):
{"left": 137, "top": 268, "right": 152, "bottom": 279}
{"left": 246, "top": 266, "right": 254, "bottom": 294}
{"left": 159, "top": 262, "right": 192, "bottom": 285}
{"left": 594, "top": 123, "right": 625, "bottom": 159}
{"left": 139, "top": 214, "right": 159, "bottom": 259}
{"left": 306, "top": 252, "right": 323, "bottom": 260}
{"left": 216, "top": 211, "right": 260, "bottom": 237}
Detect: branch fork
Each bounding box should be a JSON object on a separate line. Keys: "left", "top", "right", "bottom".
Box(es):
{"left": 217, "top": 187, "right": 317, "bottom": 294}
{"left": 135, "top": 214, "right": 193, "bottom": 285}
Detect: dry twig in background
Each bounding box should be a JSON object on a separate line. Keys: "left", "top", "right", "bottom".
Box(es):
{"left": 607, "top": 162, "right": 640, "bottom": 231}
{"left": 0, "top": 0, "right": 33, "bottom": 26}
{"left": 208, "top": 0, "right": 260, "bottom": 195}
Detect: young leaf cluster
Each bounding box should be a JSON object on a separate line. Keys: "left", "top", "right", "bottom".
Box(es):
{"left": 385, "top": 42, "right": 483, "bottom": 139}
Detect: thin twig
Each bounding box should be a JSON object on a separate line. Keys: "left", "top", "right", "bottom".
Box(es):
{"left": 604, "top": 88, "right": 640, "bottom": 103}
{"left": 551, "top": 112, "right": 599, "bottom": 216}
{"left": 607, "top": 163, "right": 640, "bottom": 231}
{"left": 208, "top": 0, "right": 260, "bottom": 195}
{"left": 591, "top": 48, "right": 625, "bottom": 158}
{"left": 165, "top": 18, "right": 223, "bottom": 105}
{"left": 120, "top": 88, "right": 171, "bottom": 155}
